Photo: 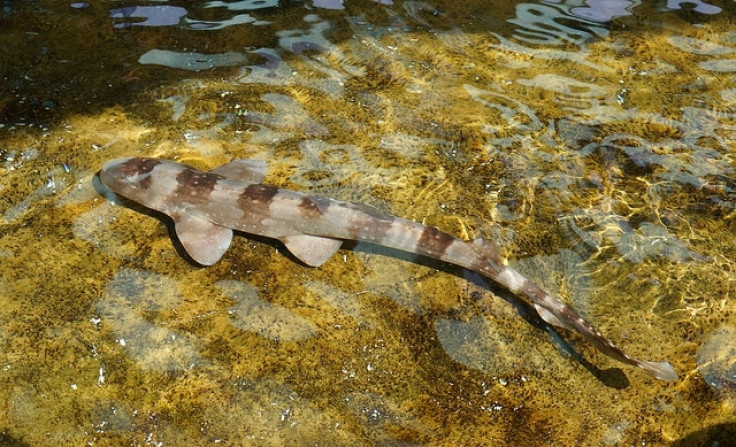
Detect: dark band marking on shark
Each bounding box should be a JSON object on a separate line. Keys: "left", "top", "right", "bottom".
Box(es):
{"left": 121, "top": 157, "right": 161, "bottom": 176}
{"left": 175, "top": 168, "right": 219, "bottom": 198}
{"left": 418, "top": 227, "right": 456, "bottom": 258}
{"left": 99, "top": 157, "right": 678, "bottom": 381}
{"left": 297, "top": 196, "right": 325, "bottom": 219}
{"left": 240, "top": 184, "right": 280, "bottom": 207}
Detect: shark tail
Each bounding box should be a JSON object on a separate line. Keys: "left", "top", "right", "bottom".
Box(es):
{"left": 638, "top": 360, "right": 678, "bottom": 381}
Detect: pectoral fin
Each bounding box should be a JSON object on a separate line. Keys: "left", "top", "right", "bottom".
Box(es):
{"left": 174, "top": 214, "right": 233, "bottom": 266}
{"left": 210, "top": 159, "right": 267, "bottom": 184}
{"left": 281, "top": 234, "right": 342, "bottom": 267}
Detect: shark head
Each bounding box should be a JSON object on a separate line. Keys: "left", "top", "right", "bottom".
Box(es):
{"left": 100, "top": 156, "right": 235, "bottom": 265}
{"left": 100, "top": 157, "right": 160, "bottom": 200}
{"left": 99, "top": 156, "right": 190, "bottom": 217}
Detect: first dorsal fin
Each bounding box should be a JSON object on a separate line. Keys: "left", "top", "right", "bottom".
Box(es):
{"left": 210, "top": 159, "right": 267, "bottom": 184}
{"left": 281, "top": 234, "right": 342, "bottom": 267}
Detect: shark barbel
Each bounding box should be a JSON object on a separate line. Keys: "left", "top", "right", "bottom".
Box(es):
{"left": 99, "top": 157, "right": 677, "bottom": 381}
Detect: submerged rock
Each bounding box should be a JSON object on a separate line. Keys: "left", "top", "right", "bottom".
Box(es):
{"left": 697, "top": 325, "right": 736, "bottom": 398}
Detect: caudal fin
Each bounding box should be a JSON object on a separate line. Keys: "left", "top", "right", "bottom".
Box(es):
{"left": 639, "top": 360, "right": 678, "bottom": 381}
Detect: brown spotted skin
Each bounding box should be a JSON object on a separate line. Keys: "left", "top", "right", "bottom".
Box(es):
{"left": 99, "top": 157, "right": 677, "bottom": 381}
{"left": 297, "top": 197, "right": 323, "bottom": 219}
{"left": 175, "top": 168, "right": 219, "bottom": 198}
{"left": 119, "top": 157, "right": 161, "bottom": 190}
{"left": 238, "top": 184, "right": 281, "bottom": 212}
{"left": 417, "top": 228, "right": 456, "bottom": 258}
{"left": 120, "top": 157, "right": 161, "bottom": 177}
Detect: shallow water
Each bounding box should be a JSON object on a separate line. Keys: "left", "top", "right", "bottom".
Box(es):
{"left": 2, "top": 0, "right": 736, "bottom": 445}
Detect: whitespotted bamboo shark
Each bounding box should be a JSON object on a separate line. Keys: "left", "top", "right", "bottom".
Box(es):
{"left": 99, "top": 157, "right": 677, "bottom": 381}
